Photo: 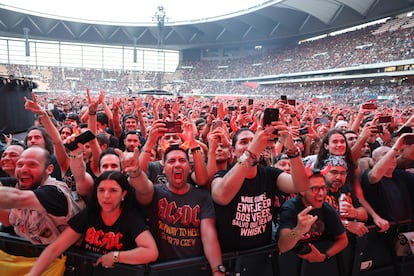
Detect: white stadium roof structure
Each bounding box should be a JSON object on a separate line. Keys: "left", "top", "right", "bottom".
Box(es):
{"left": 0, "top": 0, "right": 413, "bottom": 50}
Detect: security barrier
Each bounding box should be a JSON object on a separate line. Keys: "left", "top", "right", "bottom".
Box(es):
{"left": 0, "top": 220, "right": 413, "bottom": 276}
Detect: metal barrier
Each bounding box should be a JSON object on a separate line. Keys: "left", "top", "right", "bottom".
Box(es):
{"left": 0, "top": 220, "right": 413, "bottom": 276}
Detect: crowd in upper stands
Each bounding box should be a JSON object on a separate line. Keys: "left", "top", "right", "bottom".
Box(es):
{"left": 1, "top": 15, "right": 414, "bottom": 96}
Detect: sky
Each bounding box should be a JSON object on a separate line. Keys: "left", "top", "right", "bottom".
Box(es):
{"left": 0, "top": 0, "right": 273, "bottom": 25}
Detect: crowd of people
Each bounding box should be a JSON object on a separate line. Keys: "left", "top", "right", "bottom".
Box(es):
{"left": 0, "top": 87, "right": 413, "bottom": 274}
{"left": 0, "top": 13, "right": 413, "bottom": 276}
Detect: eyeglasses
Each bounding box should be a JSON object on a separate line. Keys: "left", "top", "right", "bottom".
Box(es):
{"left": 328, "top": 170, "right": 347, "bottom": 176}
{"left": 309, "top": 186, "right": 328, "bottom": 194}
{"left": 293, "top": 139, "right": 303, "bottom": 143}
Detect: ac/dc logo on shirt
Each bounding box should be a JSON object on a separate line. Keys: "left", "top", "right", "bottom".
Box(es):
{"left": 84, "top": 227, "right": 123, "bottom": 253}
{"left": 158, "top": 197, "right": 201, "bottom": 227}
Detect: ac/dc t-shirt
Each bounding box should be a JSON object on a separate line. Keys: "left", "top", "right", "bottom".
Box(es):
{"left": 69, "top": 207, "right": 148, "bottom": 254}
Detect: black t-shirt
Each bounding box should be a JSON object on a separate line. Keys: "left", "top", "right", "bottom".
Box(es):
{"left": 325, "top": 184, "right": 361, "bottom": 213}
{"left": 35, "top": 184, "right": 68, "bottom": 216}
{"left": 361, "top": 169, "right": 413, "bottom": 221}
{"left": 69, "top": 207, "right": 148, "bottom": 254}
{"left": 213, "top": 165, "right": 283, "bottom": 252}
{"left": 278, "top": 196, "right": 345, "bottom": 242}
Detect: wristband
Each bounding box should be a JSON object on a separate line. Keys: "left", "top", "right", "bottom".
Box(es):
{"left": 190, "top": 146, "right": 202, "bottom": 153}
{"left": 128, "top": 168, "right": 142, "bottom": 178}
{"left": 323, "top": 252, "right": 331, "bottom": 262}
{"left": 68, "top": 152, "right": 83, "bottom": 159}
{"left": 285, "top": 146, "right": 300, "bottom": 159}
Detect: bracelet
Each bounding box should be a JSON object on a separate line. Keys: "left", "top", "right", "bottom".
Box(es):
{"left": 141, "top": 149, "right": 152, "bottom": 154}
{"left": 113, "top": 251, "right": 119, "bottom": 263}
{"left": 286, "top": 146, "right": 301, "bottom": 159}
{"left": 68, "top": 152, "right": 83, "bottom": 159}
{"left": 289, "top": 229, "right": 301, "bottom": 240}
{"left": 88, "top": 112, "right": 97, "bottom": 116}
{"left": 343, "top": 220, "right": 349, "bottom": 229}
{"left": 323, "top": 252, "right": 331, "bottom": 262}
{"left": 190, "top": 146, "right": 202, "bottom": 153}
{"left": 245, "top": 150, "right": 258, "bottom": 163}
{"left": 128, "top": 168, "right": 142, "bottom": 178}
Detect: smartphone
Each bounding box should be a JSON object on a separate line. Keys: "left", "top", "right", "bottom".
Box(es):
{"left": 65, "top": 130, "right": 96, "bottom": 151}
{"left": 316, "top": 117, "right": 330, "bottom": 125}
{"left": 211, "top": 120, "right": 223, "bottom": 130}
{"left": 248, "top": 98, "right": 254, "bottom": 106}
{"left": 288, "top": 99, "right": 296, "bottom": 106}
{"left": 241, "top": 106, "right": 247, "bottom": 114}
{"left": 263, "top": 108, "right": 280, "bottom": 127}
{"left": 362, "top": 103, "right": 377, "bottom": 110}
{"left": 281, "top": 95, "right": 287, "bottom": 104}
{"left": 378, "top": 116, "right": 392, "bottom": 124}
{"left": 212, "top": 106, "right": 218, "bottom": 117}
{"left": 228, "top": 106, "right": 237, "bottom": 111}
{"left": 298, "top": 127, "right": 309, "bottom": 135}
{"left": 404, "top": 135, "right": 414, "bottom": 145}
{"left": 164, "top": 121, "right": 182, "bottom": 133}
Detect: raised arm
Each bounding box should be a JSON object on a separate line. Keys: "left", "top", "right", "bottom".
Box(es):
{"left": 24, "top": 92, "right": 70, "bottom": 175}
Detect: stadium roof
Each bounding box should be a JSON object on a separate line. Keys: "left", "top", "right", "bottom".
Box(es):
{"left": 0, "top": 0, "right": 413, "bottom": 50}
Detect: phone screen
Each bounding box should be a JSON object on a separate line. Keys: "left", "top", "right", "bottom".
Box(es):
{"left": 281, "top": 95, "right": 287, "bottom": 104}
{"left": 64, "top": 130, "right": 96, "bottom": 151}
{"left": 287, "top": 99, "right": 296, "bottom": 106}
{"left": 263, "top": 108, "right": 279, "bottom": 127}
{"left": 378, "top": 116, "right": 392, "bottom": 124}
{"left": 164, "top": 121, "right": 182, "bottom": 133}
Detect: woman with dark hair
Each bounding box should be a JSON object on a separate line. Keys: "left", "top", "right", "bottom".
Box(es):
{"left": 29, "top": 171, "right": 158, "bottom": 275}
{"left": 313, "top": 128, "right": 389, "bottom": 232}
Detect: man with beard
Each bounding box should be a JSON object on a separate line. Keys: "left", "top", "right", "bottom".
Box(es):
{"left": 0, "top": 147, "right": 85, "bottom": 244}
{"left": 278, "top": 171, "right": 348, "bottom": 262}
{"left": 323, "top": 155, "right": 369, "bottom": 237}
{"left": 123, "top": 130, "right": 142, "bottom": 152}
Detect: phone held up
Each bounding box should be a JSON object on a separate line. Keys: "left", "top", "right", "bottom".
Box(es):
{"left": 64, "top": 130, "right": 96, "bottom": 151}
{"left": 164, "top": 121, "right": 182, "bottom": 133}
{"left": 263, "top": 108, "right": 279, "bottom": 127}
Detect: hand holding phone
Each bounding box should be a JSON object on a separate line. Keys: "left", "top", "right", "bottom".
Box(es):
{"left": 65, "top": 130, "right": 96, "bottom": 151}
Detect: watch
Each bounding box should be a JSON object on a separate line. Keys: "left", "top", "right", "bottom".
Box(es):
{"left": 216, "top": 264, "right": 226, "bottom": 273}
{"left": 113, "top": 251, "right": 119, "bottom": 263}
